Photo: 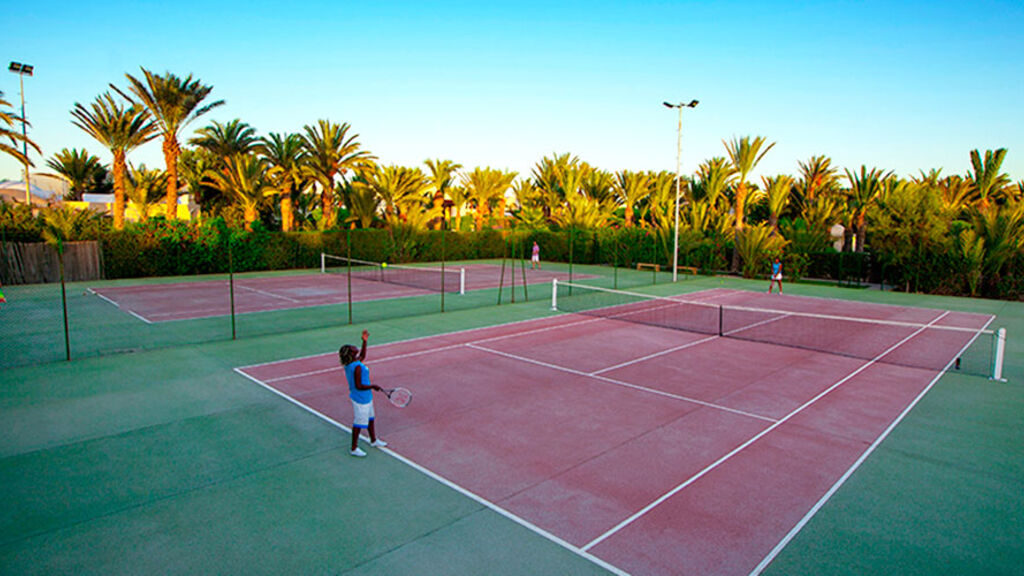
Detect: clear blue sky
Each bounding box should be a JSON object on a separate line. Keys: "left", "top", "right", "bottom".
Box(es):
{"left": 3, "top": 0, "right": 1022, "bottom": 185}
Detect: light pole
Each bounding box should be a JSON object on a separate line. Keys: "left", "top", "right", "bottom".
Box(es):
{"left": 663, "top": 99, "right": 698, "bottom": 282}
{"left": 8, "top": 61, "right": 34, "bottom": 206}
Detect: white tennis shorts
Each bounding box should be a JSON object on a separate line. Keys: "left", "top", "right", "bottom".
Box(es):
{"left": 351, "top": 400, "right": 375, "bottom": 428}
{"left": 773, "top": 273, "right": 782, "bottom": 281}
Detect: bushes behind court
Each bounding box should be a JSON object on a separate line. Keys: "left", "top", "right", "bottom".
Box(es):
{"left": 5, "top": 213, "right": 1024, "bottom": 298}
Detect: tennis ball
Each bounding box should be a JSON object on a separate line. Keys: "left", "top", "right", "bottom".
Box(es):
{"left": 382, "top": 262, "right": 388, "bottom": 268}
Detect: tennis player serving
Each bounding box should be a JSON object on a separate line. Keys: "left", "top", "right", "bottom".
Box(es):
{"left": 339, "top": 329, "right": 388, "bottom": 457}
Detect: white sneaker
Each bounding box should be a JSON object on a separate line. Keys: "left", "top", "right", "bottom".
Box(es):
{"left": 371, "top": 439, "right": 388, "bottom": 448}
{"left": 350, "top": 448, "right": 367, "bottom": 457}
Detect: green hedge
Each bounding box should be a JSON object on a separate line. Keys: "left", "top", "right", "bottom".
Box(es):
{"left": 7, "top": 209, "right": 1022, "bottom": 299}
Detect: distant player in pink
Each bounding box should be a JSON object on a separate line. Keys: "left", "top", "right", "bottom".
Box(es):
{"left": 768, "top": 258, "right": 783, "bottom": 294}
{"left": 531, "top": 241, "right": 540, "bottom": 270}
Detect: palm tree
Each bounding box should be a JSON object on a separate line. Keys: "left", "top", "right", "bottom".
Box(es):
{"left": 967, "top": 148, "right": 1010, "bottom": 210}
{"left": 971, "top": 201, "right": 1024, "bottom": 289}
{"left": 424, "top": 159, "right": 463, "bottom": 228}
{"left": 189, "top": 119, "right": 258, "bottom": 160}
{"left": 447, "top": 184, "right": 472, "bottom": 231}
{"left": 796, "top": 155, "right": 840, "bottom": 205}
{"left": 462, "top": 167, "right": 517, "bottom": 230}
{"left": 725, "top": 135, "right": 775, "bottom": 270}
{"left": 931, "top": 174, "right": 973, "bottom": 216}
{"left": 259, "top": 133, "right": 306, "bottom": 232}
{"left": 41, "top": 204, "right": 101, "bottom": 250}
{"left": 71, "top": 92, "right": 158, "bottom": 229}
{"left": 582, "top": 169, "right": 616, "bottom": 205}
{"left": 734, "top": 223, "right": 788, "bottom": 278}
{"left": 614, "top": 171, "right": 652, "bottom": 228}
{"left": 114, "top": 68, "right": 224, "bottom": 220}
{"left": 205, "top": 155, "right": 272, "bottom": 230}
{"left": 761, "top": 175, "right": 794, "bottom": 233}
{"left": 177, "top": 148, "right": 218, "bottom": 213}
{"left": 342, "top": 179, "right": 381, "bottom": 228}
{"left": 1, "top": 91, "right": 42, "bottom": 167}
{"left": 357, "top": 164, "right": 430, "bottom": 220}
{"left": 45, "top": 149, "right": 106, "bottom": 200}
{"left": 844, "top": 165, "right": 892, "bottom": 252}
{"left": 683, "top": 160, "right": 734, "bottom": 236}
{"left": 532, "top": 152, "right": 582, "bottom": 218}
{"left": 301, "top": 119, "right": 374, "bottom": 229}
{"left": 125, "top": 164, "right": 167, "bottom": 222}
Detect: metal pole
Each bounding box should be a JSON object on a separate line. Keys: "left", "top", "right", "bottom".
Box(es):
{"left": 673, "top": 106, "right": 681, "bottom": 282}
{"left": 18, "top": 71, "right": 30, "bottom": 207}
{"left": 664, "top": 99, "right": 698, "bottom": 282}
{"left": 441, "top": 213, "right": 446, "bottom": 312}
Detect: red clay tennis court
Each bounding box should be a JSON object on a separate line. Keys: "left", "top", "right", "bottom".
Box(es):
{"left": 88, "top": 263, "right": 574, "bottom": 323}
{"left": 235, "top": 288, "right": 996, "bottom": 576}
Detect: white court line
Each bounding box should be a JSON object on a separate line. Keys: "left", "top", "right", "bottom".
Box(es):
{"left": 748, "top": 314, "right": 996, "bottom": 576}
{"left": 580, "top": 310, "right": 951, "bottom": 553}
{"left": 234, "top": 283, "right": 302, "bottom": 303}
{"left": 234, "top": 285, "right": 733, "bottom": 374}
{"left": 592, "top": 334, "right": 720, "bottom": 375}
{"left": 232, "top": 367, "right": 630, "bottom": 576}
{"left": 467, "top": 343, "right": 777, "bottom": 424}
{"left": 261, "top": 316, "right": 607, "bottom": 384}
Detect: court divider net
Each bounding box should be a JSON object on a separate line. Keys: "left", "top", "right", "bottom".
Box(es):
{"left": 321, "top": 253, "right": 465, "bottom": 294}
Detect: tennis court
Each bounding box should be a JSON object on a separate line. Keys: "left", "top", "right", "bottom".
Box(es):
{"left": 88, "top": 263, "right": 578, "bottom": 323}
{"left": 235, "top": 287, "right": 997, "bottom": 576}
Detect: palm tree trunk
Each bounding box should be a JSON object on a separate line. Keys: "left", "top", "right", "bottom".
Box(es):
{"left": 281, "top": 181, "right": 293, "bottom": 232}
{"left": 112, "top": 150, "right": 127, "bottom": 230}
{"left": 474, "top": 203, "right": 485, "bottom": 231}
{"left": 322, "top": 184, "right": 335, "bottom": 229}
{"left": 856, "top": 212, "right": 867, "bottom": 253}
{"left": 163, "top": 138, "right": 180, "bottom": 219}
{"left": 731, "top": 184, "right": 747, "bottom": 272}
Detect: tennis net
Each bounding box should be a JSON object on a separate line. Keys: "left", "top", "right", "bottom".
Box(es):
{"left": 321, "top": 253, "right": 465, "bottom": 294}
{"left": 551, "top": 280, "right": 1006, "bottom": 378}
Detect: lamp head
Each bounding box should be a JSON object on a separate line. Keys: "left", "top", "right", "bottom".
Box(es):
{"left": 662, "top": 102, "right": 673, "bottom": 108}
{"left": 8, "top": 62, "right": 33, "bottom": 75}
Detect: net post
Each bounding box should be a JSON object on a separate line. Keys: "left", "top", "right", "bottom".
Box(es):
{"left": 991, "top": 327, "right": 1007, "bottom": 381}
{"left": 718, "top": 305, "right": 723, "bottom": 337}
{"left": 459, "top": 268, "right": 466, "bottom": 295}
{"left": 551, "top": 278, "right": 558, "bottom": 311}
{"left": 320, "top": 252, "right": 326, "bottom": 274}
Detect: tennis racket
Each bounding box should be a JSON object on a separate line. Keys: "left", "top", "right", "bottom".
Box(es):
{"left": 383, "top": 387, "right": 412, "bottom": 408}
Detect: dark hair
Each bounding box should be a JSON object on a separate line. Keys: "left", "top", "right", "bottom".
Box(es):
{"left": 338, "top": 344, "right": 358, "bottom": 365}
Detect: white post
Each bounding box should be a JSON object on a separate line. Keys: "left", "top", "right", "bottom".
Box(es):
{"left": 459, "top": 268, "right": 466, "bottom": 295}
{"left": 551, "top": 278, "right": 559, "bottom": 311}
{"left": 991, "top": 327, "right": 1007, "bottom": 382}
{"left": 320, "top": 252, "right": 326, "bottom": 274}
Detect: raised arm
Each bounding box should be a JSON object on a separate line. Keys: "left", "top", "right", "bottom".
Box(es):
{"left": 358, "top": 329, "right": 368, "bottom": 361}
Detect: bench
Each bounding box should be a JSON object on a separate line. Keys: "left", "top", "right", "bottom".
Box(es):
{"left": 636, "top": 263, "right": 699, "bottom": 275}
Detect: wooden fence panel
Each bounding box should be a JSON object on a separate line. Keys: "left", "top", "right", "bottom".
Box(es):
{"left": 0, "top": 241, "right": 104, "bottom": 284}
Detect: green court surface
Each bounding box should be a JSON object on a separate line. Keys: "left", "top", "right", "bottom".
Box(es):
{"left": 1, "top": 273, "right": 1022, "bottom": 575}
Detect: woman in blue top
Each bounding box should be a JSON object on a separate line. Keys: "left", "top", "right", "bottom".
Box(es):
{"left": 339, "top": 329, "right": 388, "bottom": 457}
{"left": 768, "top": 258, "right": 783, "bottom": 294}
